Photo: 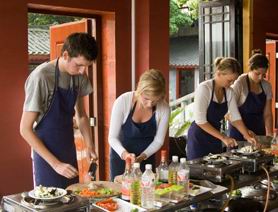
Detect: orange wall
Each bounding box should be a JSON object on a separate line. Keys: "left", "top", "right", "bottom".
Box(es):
{"left": 252, "top": 1, "right": 278, "bottom": 51}
{"left": 0, "top": 0, "right": 169, "bottom": 196}
{"left": 0, "top": 0, "right": 131, "bottom": 196}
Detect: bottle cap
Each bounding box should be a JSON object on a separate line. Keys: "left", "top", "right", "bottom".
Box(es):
{"left": 145, "top": 164, "right": 152, "bottom": 170}
{"left": 133, "top": 162, "right": 140, "bottom": 168}
{"left": 172, "top": 155, "right": 179, "bottom": 162}
{"left": 180, "top": 158, "right": 186, "bottom": 163}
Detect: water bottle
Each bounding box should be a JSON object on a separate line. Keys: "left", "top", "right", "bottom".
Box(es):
{"left": 168, "top": 155, "right": 179, "bottom": 185}
{"left": 141, "top": 164, "right": 155, "bottom": 209}
{"left": 177, "top": 158, "right": 190, "bottom": 194}
{"left": 130, "top": 162, "right": 142, "bottom": 205}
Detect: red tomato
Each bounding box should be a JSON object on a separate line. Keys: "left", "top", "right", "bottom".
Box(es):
{"left": 96, "top": 199, "right": 118, "bottom": 211}
{"left": 156, "top": 183, "right": 171, "bottom": 189}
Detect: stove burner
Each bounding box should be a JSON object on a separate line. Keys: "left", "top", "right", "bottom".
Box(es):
{"left": 20, "top": 193, "right": 75, "bottom": 209}
{"left": 21, "top": 196, "right": 61, "bottom": 209}
{"left": 188, "top": 157, "right": 242, "bottom": 183}
{"left": 225, "top": 151, "right": 274, "bottom": 173}
{"left": 202, "top": 159, "right": 233, "bottom": 167}
{"left": 241, "top": 185, "right": 277, "bottom": 202}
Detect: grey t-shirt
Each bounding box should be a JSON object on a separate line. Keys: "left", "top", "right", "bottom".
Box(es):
{"left": 23, "top": 60, "right": 93, "bottom": 124}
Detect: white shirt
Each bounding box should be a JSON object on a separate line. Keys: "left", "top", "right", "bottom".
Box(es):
{"left": 108, "top": 91, "right": 170, "bottom": 159}
{"left": 193, "top": 79, "right": 241, "bottom": 124}
{"left": 232, "top": 73, "right": 272, "bottom": 106}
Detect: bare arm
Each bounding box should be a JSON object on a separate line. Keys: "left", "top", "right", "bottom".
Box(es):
{"left": 198, "top": 122, "right": 237, "bottom": 148}
{"left": 75, "top": 96, "right": 98, "bottom": 161}
{"left": 231, "top": 119, "right": 257, "bottom": 145}
{"left": 20, "top": 111, "right": 78, "bottom": 179}
{"left": 264, "top": 99, "right": 273, "bottom": 136}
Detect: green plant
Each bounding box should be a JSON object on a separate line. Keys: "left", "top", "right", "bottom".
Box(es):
{"left": 169, "top": 107, "right": 183, "bottom": 126}
{"left": 169, "top": 106, "right": 193, "bottom": 137}
{"left": 175, "top": 121, "right": 191, "bottom": 137}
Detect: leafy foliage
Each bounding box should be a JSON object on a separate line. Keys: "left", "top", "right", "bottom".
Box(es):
{"left": 169, "top": 107, "right": 184, "bottom": 126}
{"left": 170, "top": 0, "right": 199, "bottom": 35}
{"left": 175, "top": 121, "right": 191, "bottom": 137}
{"left": 169, "top": 105, "right": 193, "bottom": 137}
{"left": 28, "top": 13, "right": 81, "bottom": 26}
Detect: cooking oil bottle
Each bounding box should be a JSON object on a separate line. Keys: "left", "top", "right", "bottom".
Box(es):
{"left": 130, "top": 162, "right": 142, "bottom": 205}
{"left": 168, "top": 155, "right": 179, "bottom": 185}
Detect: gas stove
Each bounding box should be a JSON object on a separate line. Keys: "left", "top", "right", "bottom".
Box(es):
{"left": 187, "top": 157, "right": 243, "bottom": 183}
{"left": 1, "top": 191, "right": 90, "bottom": 212}
{"left": 224, "top": 150, "right": 274, "bottom": 173}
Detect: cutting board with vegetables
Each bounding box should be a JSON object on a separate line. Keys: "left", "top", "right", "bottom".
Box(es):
{"left": 67, "top": 181, "right": 121, "bottom": 198}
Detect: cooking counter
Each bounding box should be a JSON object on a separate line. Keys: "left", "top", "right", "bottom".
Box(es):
{"left": 2, "top": 167, "right": 278, "bottom": 211}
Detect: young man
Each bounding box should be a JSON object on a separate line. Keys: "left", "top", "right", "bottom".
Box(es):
{"left": 20, "top": 32, "right": 98, "bottom": 188}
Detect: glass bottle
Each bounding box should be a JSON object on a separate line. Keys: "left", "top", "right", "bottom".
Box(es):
{"left": 121, "top": 157, "right": 133, "bottom": 201}
{"left": 156, "top": 150, "right": 169, "bottom": 183}
{"left": 130, "top": 162, "right": 142, "bottom": 205}
{"left": 168, "top": 155, "right": 179, "bottom": 185}
{"left": 177, "top": 158, "right": 190, "bottom": 194}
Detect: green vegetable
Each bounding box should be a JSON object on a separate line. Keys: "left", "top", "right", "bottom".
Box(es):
{"left": 130, "top": 208, "right": 139, "bottom": 212}
{"left": 98, "top": 188, "right": 113, "bottom": 195}
{"left": 231, "top": 189, "right": 242, "bottom": 197}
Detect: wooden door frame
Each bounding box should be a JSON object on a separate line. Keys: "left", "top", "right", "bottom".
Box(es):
{"left": 28, "top": 5, "right": 104, "bottom": 179}
{"left": 266, "top": 34, "right": 278, "bottom": 129}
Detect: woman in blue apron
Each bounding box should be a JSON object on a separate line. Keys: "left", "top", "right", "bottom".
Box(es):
{"left": 109, "top": 69, "right": 170, "bottom": 181}
{"left": 187, "top": 57, "right": 257, "bottom": 160}
{"left": 229, "top": 52, "right": 273, "bottom": 140}
{"left": 20, "top": 33, "right": 98, "bottom": 188}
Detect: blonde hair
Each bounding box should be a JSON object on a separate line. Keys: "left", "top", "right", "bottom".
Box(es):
{"left": 214, "top": 57, "right": 241, "bottom": 74}
{"left": 135, "top": 69, "right": 166, "bottom": 100}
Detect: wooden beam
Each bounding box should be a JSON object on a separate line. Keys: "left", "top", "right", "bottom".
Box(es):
{"left": 243, "top": 0, "right": 253, "bottom": 72}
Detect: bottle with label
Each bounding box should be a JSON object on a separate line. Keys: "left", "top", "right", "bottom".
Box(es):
{"left": 121, "top": 157, "right": 133, "bottom": 201}
{"left": 141, "top": 164, "right": 155, "bottom": 209}
{"left": 156, "top": 150, "right": 169, "bottom": 183}
{"left": 130, "top": 162, "right": 142, "bottom": 206}
{"left": 168, "top": 155, "right": 179, "bottom": 185}
{"left": 177, "top": 158, "right": 190, "bottom": 194}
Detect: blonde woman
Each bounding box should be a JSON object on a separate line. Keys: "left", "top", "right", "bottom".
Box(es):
{"left": 187, "top": 57, "right": 257, "bottom": 160}
{"left": 229, "top": 52, "right": 273, "bottom": 140}
{"left": 108, "top": 69, "right": 170, "bottom": 180}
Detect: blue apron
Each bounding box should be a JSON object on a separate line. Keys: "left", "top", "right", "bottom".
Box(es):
{"left": 110, "top": 102, "right": 157, "bottom": 181}
{"left": 33, "top": 59, "right": 78, "bottom": 188}
{"left": 229, "top": 75, "right": 266, "bottom": 140}
{"left": 187, "top": 80, "right": 228, "bottom": 160}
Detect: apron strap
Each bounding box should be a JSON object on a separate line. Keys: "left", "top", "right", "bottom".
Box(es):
{"left": 246, "top": 74, "right": 251, "bottom": 91}
{"left": 35, "top": 59, "right": 59, "bottom": 129}
{"left": 211, "top": 80, "right": 215, "bottom": 102}
{"left": 54, "top": 58, "right": 59, "bottom": 90}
